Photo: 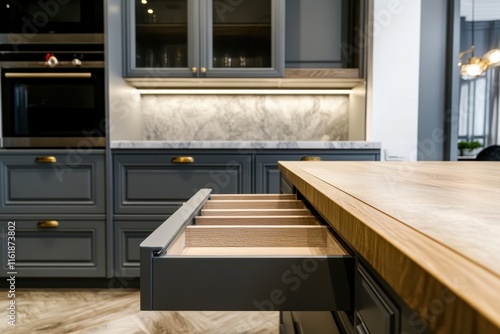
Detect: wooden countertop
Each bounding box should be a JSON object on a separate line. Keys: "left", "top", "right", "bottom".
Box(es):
{"left": 278, "top": 161, "right": 500, "bottom": 334}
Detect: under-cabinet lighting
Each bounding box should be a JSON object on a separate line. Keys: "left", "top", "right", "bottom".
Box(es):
{"left": 137, "top": 89, "right": 352, "bottom": 95}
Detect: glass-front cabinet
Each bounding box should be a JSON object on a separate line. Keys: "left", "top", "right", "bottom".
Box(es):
{"left": 124, "top": 0, "right": 285, "bottom": 78}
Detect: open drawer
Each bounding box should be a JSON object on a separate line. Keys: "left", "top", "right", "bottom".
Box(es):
{"left": 140, "top": 189, "right": 354, "bottom": 311}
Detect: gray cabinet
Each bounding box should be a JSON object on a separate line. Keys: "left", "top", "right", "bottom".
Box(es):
{"left": 113, "top": 150, "right": 253, "bottom": 277}
{"left": 0, "top": 150, "right": 106, "bottom": 278}
{"left": 114, "top": 219, "right": 164, "bottom": 277}
{"left": 356, "top": 265, "right": 400, "bottom": 334}
{"left": 285, "top": 0, "right": 363, "bottom": 71}
{"left": 113, "top": 151, "right": 252, "bottom": 214}
{"left": 255, "top": 149, "right": 381, "bottom": 193}
{"left": 0, "top": 217, "right": 106, "bottom": 277}
{"left": 124, "top": 0, "right": 285, "bottom": 78}
{"left": 0, "top": 151, "right": 105, "bottom": 214}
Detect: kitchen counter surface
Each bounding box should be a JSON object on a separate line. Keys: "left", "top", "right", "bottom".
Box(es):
{"left": 278, "top": 161, "right": 500, "bottom": 334}
{"left": 110, "top": 140, "right": 381, "bottom": 150}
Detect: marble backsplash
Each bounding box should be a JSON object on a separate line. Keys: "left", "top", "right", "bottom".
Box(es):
{"left": 141, "top": 95, "right": 349, "bottom": 141}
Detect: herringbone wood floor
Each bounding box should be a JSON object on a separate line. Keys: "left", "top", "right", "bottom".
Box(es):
{"left": 0, "top": 289, "right": 279, "bottom": 334}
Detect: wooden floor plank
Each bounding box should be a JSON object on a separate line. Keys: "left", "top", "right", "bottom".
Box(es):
{"left": 0, "top": 289, "right": 279, "bottom": 334}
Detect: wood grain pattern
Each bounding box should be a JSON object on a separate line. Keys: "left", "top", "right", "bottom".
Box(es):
{"left": 210, "top": 194, "right": 296, "bottom": 200}
{"left": 200, "top": 209, "right": 313, "bottom": 216}
{"left": 0, "top": 289, "right": 279, "bottom": 334}
{"left": 278, "top": 161, "right": 500, "bottom": 334}
{"left": 285, "top": 68, "right": 359, "bottom": 78}
{"left": 184, "top": 226, "right": 342, "bottom": 250}
{"left": 202, "top": 200, "right": 305, "bottom": 210}
{"left": 194, "top": 215, "right": 319, "bottom": 225}
{"left": 179, "top": 246, "right": 335, "bottom": 256}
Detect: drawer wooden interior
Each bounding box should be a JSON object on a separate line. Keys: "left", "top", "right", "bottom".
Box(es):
{"left": 166, "top": 194, "right": 348, "bottom": 257}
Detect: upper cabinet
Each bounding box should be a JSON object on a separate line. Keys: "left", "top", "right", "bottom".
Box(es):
{"left": 124, "top": 0, "right": 285, "bottom": 78}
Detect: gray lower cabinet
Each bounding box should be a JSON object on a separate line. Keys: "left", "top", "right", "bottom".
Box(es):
{"left": 113, "top": 152, "right": 252, "bottom": 215}
{"left": 255, "top": 150, "right": 380, "bottom": 193}
{"left": 113, "top": 218, "right": 165, "bottom": 278}
{"left": 0, "top": 217, "right": 106, "bottom": 277}
{"left": 0, "top": 150, "right": 106, "bottom": 278}
{"left": 356, "top": 265, "right": 400, "bottom": 334}
{"left": 0, "top": 151, "right": 105, "bottom": 214}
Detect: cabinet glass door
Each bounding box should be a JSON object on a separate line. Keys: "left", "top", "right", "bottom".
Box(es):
{"left": 202, "top": 0, "right": 284, "bottom": 77}
{"left": 135, "top": 0, "right": 188, "bottom": 68}
{"left": 126, "top": 0, "right": 198, "bottom": 77}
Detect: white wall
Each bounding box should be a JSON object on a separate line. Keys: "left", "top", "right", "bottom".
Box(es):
{"left": 367, "top": 0, "right": 421, "bottom": 160}
{"left": 106, "top": 0, "right": 142, "bottom": 141}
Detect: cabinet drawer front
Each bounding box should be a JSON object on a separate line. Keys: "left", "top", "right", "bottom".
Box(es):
{"left": 114, "top": 220, "right": 165, "bottom": 278}
{"left": 0, "top": 154, "right": 105, "bottom": 213}
{"left": 114, "top": 154, "right": 252, "bottom": 214}
{"left": 141, "top": 190, "right": 354, "bottom": 311}
{"left": 0, "top": 219, "right": 105, "bottom": 277}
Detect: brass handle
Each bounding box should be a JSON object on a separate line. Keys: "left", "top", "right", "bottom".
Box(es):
{"left": 191, "top": 67, "right": 198, "bottom": 74}
{"left": 171, "top": 156, "right": 195, "bottom": 164}
{"left": 37, "top": 220, "right": 59, "bottom": 228}
{"left": 301, "top": 156, "right": 322, "bottom": 161}
{"left": 200, "top": 67, "right": 207, "bottom": 74}
{"left": 35, "top": 156, "right": 57, "bottom": 163}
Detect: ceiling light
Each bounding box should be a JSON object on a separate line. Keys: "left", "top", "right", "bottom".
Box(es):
{"left": 141, "top": 0, "right": 147, "bottom": 4}
{"left": 147, "top": 8, "right": 153, "bottom": 14}
{"left": 482, "top": 49, "right": 500, "bottom": 67}
{"left": 458, "top": 0, "right": 500, "bottom": 79}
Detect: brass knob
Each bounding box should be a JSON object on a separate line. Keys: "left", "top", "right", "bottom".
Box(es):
{"left": 171, "top": 156, "right": 195, "bottom": 164}
{"left": 191, "top": 67, "right": 198, "bottom": 74}
{"left": 301, "top": 156, "right": 322, "bottom": 161}
{"left": 200, "top": 67, "right": 207, "bottom": 74}
{"left": 38, "top": 220, "right": 59, "bottom": 228}
{"left": 35, "top": 156, "right": 57, "bottom": 163}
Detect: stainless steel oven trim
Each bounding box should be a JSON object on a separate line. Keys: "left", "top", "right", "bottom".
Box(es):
{"left": 0, "top": 34, "right": 104, "bottom": 45}
{"left": 5, "top": 73, "right": 93, "bottom": 79}
{"left": 2, "top": 137, "right": 105, "bottom": 148}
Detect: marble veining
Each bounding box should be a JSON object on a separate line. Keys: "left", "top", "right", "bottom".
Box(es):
{"left": 141, "top": 95, "right": 349, "bottom": 141}
{"left": 111, "top": 140, "right": 381, "bottom": 149}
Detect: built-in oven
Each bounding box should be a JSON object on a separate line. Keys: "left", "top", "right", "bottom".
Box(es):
{"left": 0, "top": 0, "right": 104, "bottom": 45}
{"left": 1, "top": 48, "right": 105, "bottom": 148}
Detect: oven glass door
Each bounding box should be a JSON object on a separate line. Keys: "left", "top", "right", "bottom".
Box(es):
{"left": 2, "top": 68, "right": 105, "bottom": 139}
{"left": 0, "top": 0, "right": 103, "bottom": 34}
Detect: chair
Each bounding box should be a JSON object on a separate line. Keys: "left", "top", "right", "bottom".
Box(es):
{"left": 475, "top": 145, "right": 500, "bottom": 161}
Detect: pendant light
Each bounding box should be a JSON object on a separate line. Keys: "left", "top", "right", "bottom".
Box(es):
{"left": 458, "top": 0, "right": 500, "bottom": 80}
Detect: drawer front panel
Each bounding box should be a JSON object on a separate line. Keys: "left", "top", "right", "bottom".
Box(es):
{"left": 151, "top": 256, "right": 353, "bottom": 311}
{"left": 114, "top": 154, "right": 252, "bottom": 214}
{"left": 255, "top": 151, "right": 380, "bottom": 193}
{"left": 0, "top": 153, "right": 105, "bottom": 213}
{"left": 114, "top": 220, "right": 165, "bottom": 278}
{"left": 357, "top": 265, "right": 400, "bottom": 334}
{"left": 0, "top": 219, "right": 106, "bottom": 277}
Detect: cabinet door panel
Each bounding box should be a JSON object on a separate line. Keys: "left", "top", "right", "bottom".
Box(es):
{"left": 0, "top": 219, "right": 106, "bottom": 277}
{"left": 0, "top": 153, "right": 105, "bottom": 214}
{"left": 114, "top": 219, "right": 165, "bottom": 277}
{"left": 114, "top": 153, "right": 252, "bottom": 214}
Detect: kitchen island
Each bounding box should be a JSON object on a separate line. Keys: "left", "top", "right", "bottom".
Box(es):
{"left": 278, "top": 161, "right": 500, "bottom": 334}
